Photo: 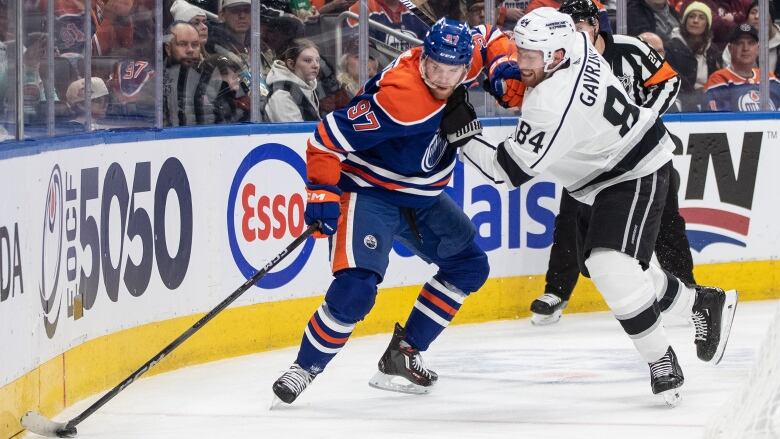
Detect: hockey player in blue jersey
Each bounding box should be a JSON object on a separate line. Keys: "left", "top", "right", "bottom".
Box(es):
{"left": 271, "top": 18, "right": 523, "bottom": 405}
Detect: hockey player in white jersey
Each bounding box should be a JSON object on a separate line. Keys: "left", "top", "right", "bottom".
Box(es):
{"left": 444, "top": 7, "right": 738, "bottom": 404}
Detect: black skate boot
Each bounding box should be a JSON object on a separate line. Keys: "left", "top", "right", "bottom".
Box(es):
{"left": 691, "top": 286, "right": 738, "bottom": 364}
{"left": 272, "top": 364, "right": 315, "bottom": 405}
{"left": 649, "top": 346, "right": 684, "bottom": 407}
{"left": 530, "top": 293, "right": 568, "bottom": 326}
{"left": 368, "top": 323, "right": 438, "bottom": 394}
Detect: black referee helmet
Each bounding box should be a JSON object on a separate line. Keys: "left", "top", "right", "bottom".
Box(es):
{"left": 559, "top": 0, "right": 599, "bottom": 26}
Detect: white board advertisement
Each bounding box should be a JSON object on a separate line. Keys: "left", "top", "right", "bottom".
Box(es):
{"left": 0, "top": 118, "right": 777, "bottom": 386}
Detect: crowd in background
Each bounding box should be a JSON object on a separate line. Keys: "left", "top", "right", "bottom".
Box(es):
{"left": 0, "top": 0, "right": 779, "bottom": 140}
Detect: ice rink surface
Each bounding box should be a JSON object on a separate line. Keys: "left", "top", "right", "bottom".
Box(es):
{"left": 26, "top": 300, "right": 777, "bottom": 439}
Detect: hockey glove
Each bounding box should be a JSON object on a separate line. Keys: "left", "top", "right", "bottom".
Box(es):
{"left": 304, "top": 184, "right": 342, "bottom": 237}
{"left": 441, "top": 85, "right": 482, "bottom": 149}
{"left": 486, "top": 55, "right": 525, "bottom": 109}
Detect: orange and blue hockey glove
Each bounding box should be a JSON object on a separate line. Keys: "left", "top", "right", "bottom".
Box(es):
{"left": 486, "top": 55, "right": 526, "bottom": 109}
{"left": 304, "top": 183, "right": 341, "bottom": 237}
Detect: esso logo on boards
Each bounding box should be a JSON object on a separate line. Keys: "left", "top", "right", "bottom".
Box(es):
{"left": 227, "top": 143, "right": 314, "bottom": 289}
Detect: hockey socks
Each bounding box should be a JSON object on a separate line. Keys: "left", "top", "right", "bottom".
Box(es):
{"left": 295, "top": 303, "right": 355, "bottom": 374}
{"left": 586, "top": 249, "right": 671, "bottom": 363}
{"left": 404, "top": 277, "right": 467, "bottom": 351}
{"left": 649, "top": 264, "right": 695, "bottom": 318}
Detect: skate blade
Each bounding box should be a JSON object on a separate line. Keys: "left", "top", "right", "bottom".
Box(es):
{"left": 712, "top": 290, "right": 739, "bottom": 365}
{"left": 531, "top": 310, "right": 562, "bottom": 326}
{"left": 269, "top": 395, "right": 284, "bottom": 410}
{"left": 659, "top": 388, "right": 682, "bottom": 407}
{"left": 368, "top": 371, "right": 431, "bottom": 395}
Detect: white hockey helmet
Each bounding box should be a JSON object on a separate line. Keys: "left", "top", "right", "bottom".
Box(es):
{"left": 513, "top": 7, "right": 576, "bottom": 72}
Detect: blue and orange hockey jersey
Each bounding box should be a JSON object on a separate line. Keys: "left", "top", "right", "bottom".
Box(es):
{"left": 306, "top": 25, "right": 514, "bottom": 208}
{"left": 705, "top": 67, "right": 780, "bottom": 111}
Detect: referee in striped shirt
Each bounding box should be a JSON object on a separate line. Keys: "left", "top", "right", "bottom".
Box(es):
{"left": 530, "top": 0, "right": 694, "bottom": 325}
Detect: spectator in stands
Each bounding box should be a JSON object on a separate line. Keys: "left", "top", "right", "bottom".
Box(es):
{"left": 21, "top": 32, "right": 56, "bottom": 124}
{"left": 201, "top": 54, "right": 250, "bottom": 123}
{"left": 467, "top": 0, "right": 487, "bottom": 27}
{"left": 163, "top": 21, "right": 212, "bottom": 126}
{"left": 47, "top": 0, "right": 135, "bottom": 57}
{"left": 107, "top": 59, "right": 156, "bottom": 122}
{"left": 171, "top": 0, "right": 210, "bottom": 58}
{"left": 65, "top": 77, "right": 110, "bottom": 130}
{"left": 725, "top": 0, "right": 780, "bottom": 76}
{"left": 92, "top": 0, "right": 136, "bottom": 57}
{"left": 528, "top": 0, "right": 612, "bottom": 32}
{"left": 260, "top": 12, "right": 306, "bottom": 76}
{"left": 666, "top": 1, "right": 722, "bottom": 111}
{"left": 705, "top": 23, "right": 780, "bottom": 110}
{"left": 133, "top": 0, "right": 157, "bottom": 60}
{"left": 265, "top": 39, "right": 321, "bottom": 122}
{"left": 428, "top": 0, "right": 469, "bottom": 22}
{"left": 346, "top": 0, "right": 428, "bottom": 52}
{"left": 317, "top": 55, "right": 353, "bottom": 115}
{"left": 207, "top": 0, "right": 250, "bottom": 62}
{"left": 669, "top": 0, "right": 751, "bottom": 49}
{"left": 179, "top": 0, "right": 218, "bottom": 14}
{"left": 337, "top": 52, "right": 379, "bottom": 97}
{"left": 497, "top": 0, "right": 528, "bottom": 30}
{"left": 290, "top": 0, "right": 320, "bottom": 21}
{"left": 314, "top": 0, "right": 358, "bottom": 15}
{"left": 627, "top": 0, "right": 681, "bottom": 42}
{"left": 709, "top": 0, "right": 752, "bottom": 49}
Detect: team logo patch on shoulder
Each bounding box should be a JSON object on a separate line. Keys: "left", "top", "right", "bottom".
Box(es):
{"left": 364, "top": 235, "right": 378, "bottom": 249}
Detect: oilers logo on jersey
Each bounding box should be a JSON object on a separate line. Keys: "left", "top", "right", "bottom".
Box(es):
{"left": 736, "top": 90, "right": 776, "bottom": 112}
{"left": 422, "top": 132, "right": 449, "bottom": 172}
{"left": 386, "top": 28, "right": 425, "bottom": 52}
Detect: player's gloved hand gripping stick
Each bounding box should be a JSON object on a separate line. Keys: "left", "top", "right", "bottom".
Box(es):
{"left": 305, "top": 183, "right": 342, "bottom": 238}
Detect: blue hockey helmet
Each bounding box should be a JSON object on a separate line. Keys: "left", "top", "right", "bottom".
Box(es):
{"left": 423, "top": 17, "right": 474, "bottom": 66}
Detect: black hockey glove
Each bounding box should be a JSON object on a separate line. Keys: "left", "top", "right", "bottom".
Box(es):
{"left": 441, "top": 85, "right": 482, "bottom": 149}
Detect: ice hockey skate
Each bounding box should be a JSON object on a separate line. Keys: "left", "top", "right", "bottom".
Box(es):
{"left": 368, "top": 323, "right": 438, "bottom": 394}
{"left": 692, "top": 286, "right": 738, "bottom": 364}
{"left": 530, "top": 293, "right": 569, "bottom": 326}
{"left": 272, "top": 363, "right": 315, "bottom": 406}
{"left": 649, "top": 346, "right": 684, "bottom": 407}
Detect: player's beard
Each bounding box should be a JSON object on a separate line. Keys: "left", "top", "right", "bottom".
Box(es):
{"left": 521, "top": 69, "right": 544, "bottom": 88}
{"left": 428, "top": 84, "right": 456, "bottom": 100}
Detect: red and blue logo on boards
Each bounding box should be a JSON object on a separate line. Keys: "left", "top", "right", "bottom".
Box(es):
{"left": 227, "top": 144, "right": 314, "bottom": 288}
{"left": 676, "top": 131, "right": 762, "bottom": 252}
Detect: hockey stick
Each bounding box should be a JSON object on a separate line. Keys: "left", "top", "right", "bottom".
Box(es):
{"left": 398, "top": 0, "right": 437, "bottom": 27}
{"left": 21, "top": 222, "right": 320, "bottom": 438}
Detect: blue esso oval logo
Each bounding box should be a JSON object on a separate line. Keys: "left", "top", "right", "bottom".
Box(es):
{"left": 227, "top": 143, "right": 314, "bottom": 289}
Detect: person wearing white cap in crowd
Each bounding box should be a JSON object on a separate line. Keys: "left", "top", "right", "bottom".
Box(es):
{"left": 170, "top": 0, "right": 210, "bottom": 52}
{"left": 205, "top": 0, "right": 251, "bottom": 71}
{"left": 219, "top": 0, "right": 251, "bottom": 49}
{"left": 65, "top": 77, "right": 110, "bottom": 131}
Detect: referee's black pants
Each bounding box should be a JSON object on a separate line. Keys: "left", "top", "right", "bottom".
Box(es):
{"left": 542, "top": 168, "right": 696, "bottom": 301}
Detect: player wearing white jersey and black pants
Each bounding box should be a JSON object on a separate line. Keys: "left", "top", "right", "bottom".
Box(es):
{"left": 443, "top": 8, "right": 738, "bottom": 403}
{"left": 530, "top": 0, "right": 698, "bottom": 327}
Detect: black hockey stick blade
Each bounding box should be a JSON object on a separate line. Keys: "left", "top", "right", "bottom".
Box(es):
{"left": 20, "top": 411, "right": 76, "bottom": 438}
{"left": 398, "top": 0, "right": 437, "bottom": 27}
{"left": 20, "top": 222, "right": 320, "bottom": 437}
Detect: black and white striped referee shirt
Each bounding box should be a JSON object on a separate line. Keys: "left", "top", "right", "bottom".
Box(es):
{"left": 600, "top": 31, "right": 680, "bottom": 115}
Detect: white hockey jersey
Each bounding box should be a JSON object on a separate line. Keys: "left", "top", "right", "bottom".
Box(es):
{"left": 463, "top": 32, "right": 675, "bottom": 205}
